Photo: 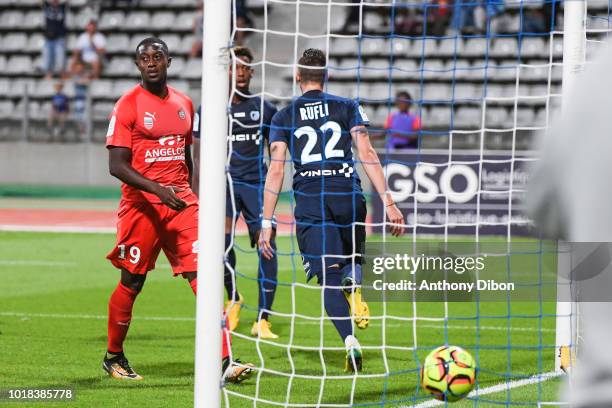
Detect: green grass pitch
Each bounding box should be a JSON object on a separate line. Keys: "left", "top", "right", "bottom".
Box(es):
{"left": 0, "top": 231, "right": 562, "bottom": 407}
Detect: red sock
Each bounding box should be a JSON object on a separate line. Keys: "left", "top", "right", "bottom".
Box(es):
{"left": 190, "top": 278, "right": 230, "bottom": 360}
{"left": 107, "top": 282, "right": 138, "bottom": 353}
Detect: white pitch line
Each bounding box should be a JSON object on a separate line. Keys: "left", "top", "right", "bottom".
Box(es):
{"left": 0, "top": 312, "right": 553, "bottom": 333}
{"left": 0, "top": 260, "right": 77, "bottom": 267}
{"left": 408, "top": 371, "right": 563, "bottom": 408}
{"left": 0, "top": 225, "right": 116, "bottom": 234}
{"left": 0, "top": 312, "right": 194, "bottom": 322}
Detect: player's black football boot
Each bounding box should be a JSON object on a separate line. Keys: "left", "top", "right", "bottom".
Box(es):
{"left": 103, "top": 351, "right": 143, "bottom": 380}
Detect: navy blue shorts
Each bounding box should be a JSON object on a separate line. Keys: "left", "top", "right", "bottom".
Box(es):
{"left": 294, "top": 186, "right": 366, "bottom": 283}
{"left": 226, "top": 181, "right": 266, "bottom": 246}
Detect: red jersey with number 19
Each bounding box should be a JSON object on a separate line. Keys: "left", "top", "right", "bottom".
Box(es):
{"left": 106, "top": 84, "right": 194, "bottom": 203}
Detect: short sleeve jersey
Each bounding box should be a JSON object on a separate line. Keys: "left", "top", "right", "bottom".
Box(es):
{"left": 193, "top": 96, "right": 277, "bottom": 183}
{"left": 51, "top": 93, "right": 69, "bottom": 113}
{"left": 269, "top": 90, "right": 369, "bottom": 191}
{"left": 106, "top": 84, "right": 194, "bottom": 203}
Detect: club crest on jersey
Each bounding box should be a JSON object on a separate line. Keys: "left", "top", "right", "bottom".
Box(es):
{"left": 250, "top": 110, "right": 260, "bottom": 121}
{"left": 178, "top": 110, "right": 186, "bottom": 120}
{"left": 143, "top": 112, "right": 156, "bottom": 129}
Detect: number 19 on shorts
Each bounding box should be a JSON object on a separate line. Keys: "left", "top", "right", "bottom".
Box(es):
{"left": 118, "top": 245, "right": 141, "bottom": 264}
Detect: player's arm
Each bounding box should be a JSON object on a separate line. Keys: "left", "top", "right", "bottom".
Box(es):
{"left": 351, "top": 125, "right": 404, "bottom": 236}
{"left": 259, "top": 141, "right": 287, "bottom": 259}
{"left": 191, "top": 137, "right": 200, "bottom": 196}
{"left": 185, "top": 143, "right": 193, "bottom": 188}
{"left": 108, "top": 147, "right": 187, "bottom": 211}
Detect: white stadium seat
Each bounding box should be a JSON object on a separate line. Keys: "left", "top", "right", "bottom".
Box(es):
{"left": 124, "top": 12, "right": 151, "bottom": 30}
{"left": 99, "top": 11, "right": 126, "bottom": 31}
{"left": 105, "top": 57, "right": 134, "bottom": 76}
{"left": 491, "top": 38, "right": 518, "bottom": 57}
{"left": 90, "top": 80, "right": 114, "bottom": 98}
{"left": 520, "top": 37, "right": 546, "bottom": 58}
{"left": 106, "top": 34, "right": 131, "bottom": 53}
{"left": 27, "top": 33, "right": 45, "bottom": 53}
{"left": 438, "top": 38, "right": 464, "bottom": 57}
{"left": 463, "top": 38, "right": 490, "bottom": 57}
{"left": 22, "top": 10, "right": 43, "bottom": 29}
{"left": 5, "top": 56, "right": 33, "bottom": 75}
{"left": 0, "top": 100, "right": 14, "bottom": 119}
{"left": 485, "top": 107, "right": 510, "bottom": 128}
{"left": 3, "top": 33, "right": 28, "bottom": 52}
{"left": 454, "top": 106, "right": 482, "bottom": 128}
{"left": 181, "top": 58, "right": 202, "bottom": 80}
{"left": 0, "top": 11, "right": 24, "bottom": 29}
{"left": 32, "top": 80, "right": 56, "bottom": 98}
{"left": 151, "top": 12, "right": 176, "bottom": 30}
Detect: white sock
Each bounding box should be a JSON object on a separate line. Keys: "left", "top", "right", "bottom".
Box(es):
{"left": 344, "top": 334, "right": 361, "bottom": 351}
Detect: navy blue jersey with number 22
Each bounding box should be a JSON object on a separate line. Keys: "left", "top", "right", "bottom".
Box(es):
{"left": 269, "top": 90, "right": 369, "bottom": 191}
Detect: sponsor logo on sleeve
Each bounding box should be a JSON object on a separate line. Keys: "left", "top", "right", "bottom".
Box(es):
{"left": 358, "top": 105, "right": 369, "bottom": 123}
{"left": 106, "top": 115, "right": 116, "bottom": 138}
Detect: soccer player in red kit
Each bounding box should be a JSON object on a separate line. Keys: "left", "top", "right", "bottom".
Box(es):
{"left": 103, "top": 37, "right": 253, "bottom": 383}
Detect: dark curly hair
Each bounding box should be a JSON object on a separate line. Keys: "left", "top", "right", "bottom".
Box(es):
{"left": 297, "top": 48, "right": 327, "bottom": 85}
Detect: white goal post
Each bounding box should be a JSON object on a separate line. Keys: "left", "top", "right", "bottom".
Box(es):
{"left": 195, "top": 1, "right": 231, "bottom": 407}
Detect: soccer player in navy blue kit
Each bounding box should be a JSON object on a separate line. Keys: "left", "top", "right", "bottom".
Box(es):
{"left": 192, "top": 46, "right": 280, "bottom": 339}
{"left": 259, "top": 49, "right": 404, "bottom": 371}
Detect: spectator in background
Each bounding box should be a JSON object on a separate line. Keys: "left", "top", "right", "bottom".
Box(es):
{"left": 384, "top": 91, "right": 421, "bottom": 150}
{"left": 191, "top": 1, "right": 204, "bottom": 58}
{"left": 48, "top": 81, "right": 69, "bottom": 141}
{"left": 42, "top": 0, "right": 68, "bottom": 79}
{"left": 71, "top": 58, "right": 92, "bottom": 138}
{"left": 70, "top": 19, "right": 106, "bottom": 79}
{"left": 234, "top": 0, "right": 254, "bottom": 46}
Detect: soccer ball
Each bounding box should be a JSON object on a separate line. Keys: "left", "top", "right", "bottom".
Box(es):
{"left": 420, "top": 345, "right": 476, "bottom": 402}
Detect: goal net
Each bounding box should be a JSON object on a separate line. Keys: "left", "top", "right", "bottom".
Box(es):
{"left": 213, "top": 0, "right": 608, "bottom": 406}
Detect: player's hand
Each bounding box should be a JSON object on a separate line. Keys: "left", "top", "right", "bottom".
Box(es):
{"left": 386, "top": 203, "right": 405, "bottom": 237}
{"left": 156, "top": 185, "right": 187, "bottom": 211}
{"left": 258, "top": 227, "right": 275, "bottom": 260}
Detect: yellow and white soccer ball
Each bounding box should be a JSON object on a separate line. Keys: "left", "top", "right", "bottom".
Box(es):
{"left": 420, "top": 345, "right": 476, "bottom": 402}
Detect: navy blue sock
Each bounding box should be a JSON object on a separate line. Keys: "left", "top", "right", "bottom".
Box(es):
{"left": 340, "top": 263, "right": 362, "bottom": 289}
{"left": 258, "top": 238, "right": 278, "bottom": 321}
{"left": 322, "top": 269, "right": 353, "bottom": 341}
{"left": 224, "top": 233, "right": 239, "bottom": 301}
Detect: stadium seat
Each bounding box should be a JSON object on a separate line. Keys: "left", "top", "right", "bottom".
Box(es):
{"left": 181, "top": 58, "right": 202, "bottom": 80}
{"left": 68, "top": 9, "right": 95, "bottom": 30}
{"left": 0, "top": 79, "right": 9, "bottom": 95}
{"left": 0, "top": 55, "right": 6, "bottom": 73}
{"left": 451, "top": 59, "right": 473, "bottom": 79}
{"left": 151, "top": 12, "right": 176, "bottom": 31}
{"left": 99, "top": 11, "right": 126, "bottom": 31}
{"left": 437, "top": 38, "right": 464, "bottom": 57}
{"left": 123, "top": 12, "right": 151, "bottom": 30}
{"left": 3, "top": 33, "right": 28, "bottom": 52}
{"left": 0, "top": 100, "right": 13, "bottom": 120}
{"left": 330, "top": 38, "right": 359, "bottom": 56}
{"left": 359, "top": 60, "right": 391, "bottom": 79}
{"left": 0, "top": 10, "right": 24, "bottom": 29}
{"left": 106, "top": 34, "right": 131, "bottom": 54}
{"left": 532, "top": 108, "right": 549, "bottom": 127}
{"left": 455, "top": 107, "right": 483, "bottom": 129}
{"left": 520, "top": 63, "right": 549, "bottom": 80}
{"left": 177, "top": 35, "right": 195, "bottom": 55}
{"left": 93, "top": 101, "right": 115, "bottom": 120}
{"left": 168, "top": 57, "right": 185, "bottom": 76}
{"left": 391, "top": 37, "right": 411, "bottom": 55}
{"left": 422, "top": 84, "right": 451, "bottom": 102}
{"left": 412, "top": 38, "right": 439, "bottom": 57}
{"left": 367, "top": 106, "right": 388, "bottom": 127}
{"left": 171, "top": 80, "right": 190, "bottom": 95}
{"left": 27, "top": 33, "right": 45, "bottom": 53}
{"left": 491, "top": 38, "right": 518, "bottom": 57}
{"left": 113, "top": 80, "right": 136, "bottom": 98}
{"left": 485, "top": 107, "right": 509, "bottom": 128}
{"left": 463, "top": 38, "right": 490, "bottom": 57}
{"left": 5, "top": 56, "right": 33, "bottom": 75}
{"left": 22, "top": 10, "right": 43, "bottom": 29}
{"left": 486, "top": 83, "right": 513, "bottom": 100}
{"left": 328, "top": 59, "right": 358, "bottom": 79}
{"left": 162, "top": 34, "right": 181, "bottom": 54}
{"left": 421, "top": 60, "right": 448, "bottom": 79}
{"left": 175, "top": 11, "right": 197, "bottom": 32}
{"left": 516, "top": 108, "right": 535, "bottom": 128}
{"left": 106, "top": 57, "right": 134, "bottom": 77}
{"left": 90, "top": 80, "right": 114, "bottom": 98}
{"left": 391, "top": 59, "right": 418, "bottom": 79}
{"left": 361, "top": 38, "right": 389, "bottom": 56}
{"left": 426, "top": 106, "right": 452, "bottom": 128}
{"left": 33, "top": 80, "right": 56, "bottom": 98}
{"left": 489, "top": 61, "right": 518, "bottom": 80}
{"left": 454, "top": 83, "right": 483, "bottom": 103}
{"left": 360, "top": 83, "right": 393, "bottom": 103}
{"left": 520, "top": 37, "right": 546, "bottom": 58}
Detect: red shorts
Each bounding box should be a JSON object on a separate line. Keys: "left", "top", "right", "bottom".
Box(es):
{"left": 107, "top": 194, "right": 199, "bottom": 275}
